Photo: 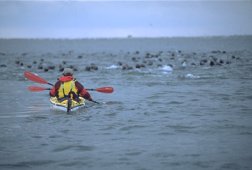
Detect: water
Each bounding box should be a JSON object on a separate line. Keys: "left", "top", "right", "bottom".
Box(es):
{"left": 0, "top": 36, "right": 252, "bottom": 170}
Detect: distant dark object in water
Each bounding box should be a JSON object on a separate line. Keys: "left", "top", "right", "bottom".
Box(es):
{"left": 132, "top": 57, "right": 137, "bottom": 62}
{"left": 38, "top": 64, "right": 43, "bottom": 70}
{"left": 0, "top": 52, "right": 6, "bottom": 56}
{"left": 78, "top": 55, "right": 83, "bottom": 59}
{"left": 48, "top": 65, "right": 55, "bottom": 70}
{"left": 118, "top": 61, "right": 123, "bottom": 66}
{"left": 0, "top": 64, "right": 7, "bottom": 67}
{"left": 135, "top": 64, "right": 145, "bottom": 69}
{"left": 147, "top": 61, "right": 153, "bottom": 66}
{"left": 211, "top": 50, "right": 221, "bottom": 54}
{"left": 232, "top": 55, "right": 236, "bottom": 59}
{"left": 122, "top": 64, "right": 133, "bottom": 70}
{"left": 145, "top": 53, "right": 150, "bottom": 58}
{"left": 191, "top": 63, "right": 196, "bottom": 66}
{"left": 168, "top": 64, "right": 174, "bottom": 68}
{"left": 210, "top": 60, "right": 215, "bottom": 66}
{"left": 85, "top": 66, "right": 91, "bottom": 71}
{"left": 200, "top": 59, "right": 208, "bottom": 65}
{"left": 59, "top": 67, "right": 64, "bottom": 72}
{"left": 219, "top": 59, "right": 224, "bottom": 65}
{"left": 62, "top": 61, "right": 67, "bottom": 65}
{"left": 59, "top": 64, "right": 63, "bottom": 69}
{"left": 27, "top": 64, "right": 32, "bottom": 68}
{"left": 44, "top": 68, "right": 49, "bottom": 72}
{"left": 226, "top": 61, "right": 231, "bottom": 64}
{"left": 33, "top": 61, "right": 37, "bottom": 64}
{"left": 40, "top": 58, "right": 44, "bottom": 62}
{"left": 135, "top": 64, "right": 141, "bottom": 69}
{"left": 85, "top": 64, "right": 98, "bottom": 71}
{"left": 210, "top": 56, "right": 218, "bottom": 62}
{"left": 22, "top": 53, "right": 28, "bottom": 56}
{"left": 69, "top": 65, "right": 74, "bottom": 69}
{"left": 90, "top": 63, "right": 98, "bottom": 70}
{"left": 15, "top": 60, "right": 20, "bottom": 65}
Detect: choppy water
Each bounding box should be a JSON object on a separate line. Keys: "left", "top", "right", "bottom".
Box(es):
{"left": 0, "top": 37, "right": 252, "bottom": 170}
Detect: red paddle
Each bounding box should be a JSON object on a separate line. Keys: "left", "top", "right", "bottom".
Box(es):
{"left": 87, "top": 87, "right": 114, "bottom": 93}
{"left": 27, "top": 86, "right": 114, "bottom": 93}
{"left": 24, "top": 71, "right": 114, "bottom": 93}
{"left": 28, "top": 86, "right": 51, "bottom": 92}
{"left": 24, "top": 71, "right": 53, "bottom": 86}
{"left": 27, "top": 86, "right": 101, "bottom": 104}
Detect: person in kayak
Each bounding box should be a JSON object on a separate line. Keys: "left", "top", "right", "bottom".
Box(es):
{"left": 49, "top": 68, "right": 93, "bottom": 102}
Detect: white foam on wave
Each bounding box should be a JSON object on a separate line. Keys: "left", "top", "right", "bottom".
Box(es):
{"left": 182, "top": 61, "right": 187, "bottom": 67}
{"left": 159, "top": 65, "right": 173, "bottom": 72}
{"left": 185, "top": 73, "right": 200, "bottom": 79}
{"left": 105, "top": 64, "right": 120, "bottom": 69}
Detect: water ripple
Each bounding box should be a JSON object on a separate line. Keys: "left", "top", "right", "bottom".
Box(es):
{"left": 0, "top": 160, "right": 56, "bottom": 168}
{"left": 52, "top": 145, "right": 95, "bottom": 152}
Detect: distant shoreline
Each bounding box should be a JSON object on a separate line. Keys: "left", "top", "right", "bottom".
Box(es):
{"left": 0, "top": 35, "right": 252, "bottom": 40}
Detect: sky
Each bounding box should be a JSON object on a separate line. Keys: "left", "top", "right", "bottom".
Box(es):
{"left": 0, "top": 0, "right": 252, "bottom": 38}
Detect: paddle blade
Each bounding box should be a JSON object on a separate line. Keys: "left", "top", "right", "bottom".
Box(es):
{"left": 28, "top": 86, "right": 50, "bottom": 92}
{"left": 96, "top": 87, "right": 114, "bottom": 93}
{"left": 24, "top": 71, "right": 50, "bottom": 85}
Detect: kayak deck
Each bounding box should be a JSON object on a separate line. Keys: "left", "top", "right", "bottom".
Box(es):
{"left": 50, "top": 97, "right": 85, "bottom": 112}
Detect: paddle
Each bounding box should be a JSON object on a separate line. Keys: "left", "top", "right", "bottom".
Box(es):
{"left": 67, "top": 98, "right": 72, "bottom": 113}
{"left": 28, "top": 86, "right": 100, "bottom": 104}
{"left": 86, "top": 87, "right": 114, "bottom": 93}
{"left": 28, "top": 86, "right": 50, "bottom": 92}
{"left": 24, "top": 71, "right": 53, "bottom": 86}
{"left": 28, "top": 86, "right": 113, "bottom": 93}
{"left": 24, "top": 71, "right": 114, "bottom": 93}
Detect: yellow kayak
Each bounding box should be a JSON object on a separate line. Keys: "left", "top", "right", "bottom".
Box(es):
{"left": 50, "top": 97, "right": 85, "bottom": 112}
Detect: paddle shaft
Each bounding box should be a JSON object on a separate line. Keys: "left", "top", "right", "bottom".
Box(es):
{"left": 28, "top": 86, "right": 100, "bottom": 104}
{"left": 25, "top": 71, "right": 113, "bottom": 93}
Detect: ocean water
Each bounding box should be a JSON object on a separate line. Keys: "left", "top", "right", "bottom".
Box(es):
{"left": 0, "top": 37, "right": 252, "bottom": 170}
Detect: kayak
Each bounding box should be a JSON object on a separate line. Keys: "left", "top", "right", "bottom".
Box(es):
{"left": 50, "top": 97, "right": 85, "bottom": 112}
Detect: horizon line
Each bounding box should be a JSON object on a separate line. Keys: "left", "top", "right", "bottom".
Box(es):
{"left": 1, "top": 34, "right": 252, "bottom": 40}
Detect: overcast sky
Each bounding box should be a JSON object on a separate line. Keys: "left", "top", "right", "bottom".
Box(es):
{"left": 0, "top": 1, "right": 252, "bottom": 38}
